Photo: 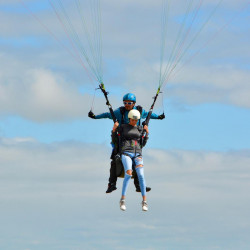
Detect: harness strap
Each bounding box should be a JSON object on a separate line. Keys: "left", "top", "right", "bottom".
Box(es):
{"left": 119, "top": 106, "right": 126, "bottom": 124}
{"left": 136, "top": 105, "right": 143, "bottom": 126}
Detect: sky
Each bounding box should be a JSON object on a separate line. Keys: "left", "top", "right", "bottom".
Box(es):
{"left": 0, "top": 0, "right": 250, "bottom": 249}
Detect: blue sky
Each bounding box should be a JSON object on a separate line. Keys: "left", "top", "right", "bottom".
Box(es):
{"left": 0, "top": 0, "right": 250, "bottom": 249}
{"left": 2, "top": 103, "right": 250, "bottom": 152}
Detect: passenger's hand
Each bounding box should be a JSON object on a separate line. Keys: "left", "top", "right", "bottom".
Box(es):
{"left": 88, "top": 110, "right": 95, "bottom": 119}
{"left": 143, "top": 125, "right": 149, "bottom": 134}
{"left": 113, "top": 121, "right": 119, "bottom": 132}
{"left": 158, "top": 113, "right": 165, "bottom": 120}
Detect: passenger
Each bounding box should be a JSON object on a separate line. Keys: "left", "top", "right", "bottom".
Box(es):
{"left": 112, "top": 109, "right": 149, "bottom": 211}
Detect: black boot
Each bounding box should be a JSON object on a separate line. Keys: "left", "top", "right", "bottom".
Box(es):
{"left": 106, "top": 183, "right": 117, "bottom": 193}
{"left": 136, "top": 186, "right": 151, "bottom": 192}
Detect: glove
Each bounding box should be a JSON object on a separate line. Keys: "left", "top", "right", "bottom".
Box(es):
{"left": 88, "top": 110, "right": 96, "bottom": 119}
{"left": 158, "top": 113, "right": 165, "bottom": 120}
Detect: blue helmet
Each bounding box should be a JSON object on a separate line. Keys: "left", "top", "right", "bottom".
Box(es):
{"left": 123, "top": 93, "right": 136, "bottom": 102}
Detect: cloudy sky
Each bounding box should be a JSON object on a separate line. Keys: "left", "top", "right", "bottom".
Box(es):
{"left": 0, "top": 0, "right": 250, "bottom": 249}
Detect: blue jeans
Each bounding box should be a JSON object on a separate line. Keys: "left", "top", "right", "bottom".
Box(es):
{"left": 121, "top": 152, "right": 146, "bottom": 196}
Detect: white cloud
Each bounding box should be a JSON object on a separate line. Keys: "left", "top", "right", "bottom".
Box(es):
{"left": 0, "top": 53, "right": 112, "bottom": 121}
{"left": 164, "top": 64, "right": 250, "bottom": 107}
{"left": 0, "top": 138, "right": 250, "bottom": 248}
{"left": 1, "top": 136, "right": 249, "bottom": 194}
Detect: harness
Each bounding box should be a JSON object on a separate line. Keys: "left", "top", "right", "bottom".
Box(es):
{"left": 119, "top": 105, "right": 143, "bottom": 125}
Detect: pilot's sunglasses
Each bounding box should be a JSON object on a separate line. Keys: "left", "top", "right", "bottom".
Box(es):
{"left": 124, "top": 102, "right": 134, "bottom": 105}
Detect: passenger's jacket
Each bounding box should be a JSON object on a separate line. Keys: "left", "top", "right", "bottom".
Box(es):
{"left": 114, "top": 124, "right": 148, "bottom": 155}
{"left": 95, "top": 106, "right": 159, "bottom": 125}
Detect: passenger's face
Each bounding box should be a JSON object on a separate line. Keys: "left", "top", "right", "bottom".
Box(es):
{"left": 129, "top": 118, "right": 138, "bottom": 126}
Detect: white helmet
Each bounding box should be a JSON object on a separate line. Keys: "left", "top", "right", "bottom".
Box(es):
{"left": 128, "top": 109, "right": 140, "bottom": 120}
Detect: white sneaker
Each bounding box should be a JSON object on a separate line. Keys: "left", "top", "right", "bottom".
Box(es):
{"left": 120, "top": 199, "right": 126, "bottom": 211}
{"left": 142, "top": 201, "right": 148, "bottom": 211}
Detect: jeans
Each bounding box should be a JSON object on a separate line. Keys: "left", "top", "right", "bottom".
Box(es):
{"left": 121, "top": 152, "right": 146, "bottom": 196}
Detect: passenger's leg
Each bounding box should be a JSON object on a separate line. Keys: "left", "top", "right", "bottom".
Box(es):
{"left": 135, "top": 165, "right": 148, "bottom": 212}
{"left": 135, "top": 165, "right": 146, "bottom": 198}
{"left": 119, "top": 154, "right": 133, "bottom": 211}
{"left": 134, "top": 156, "right": 151, "bottom": 193}
{"left": 121, "top": 155, "right": 132, "bottom": 198}
{"left": 133, "top": 169, "right": 139, "bottom": 188}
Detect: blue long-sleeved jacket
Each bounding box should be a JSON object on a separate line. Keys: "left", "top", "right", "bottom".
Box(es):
{"left": 95, "top": 106, "right": 159, "bottom": 124}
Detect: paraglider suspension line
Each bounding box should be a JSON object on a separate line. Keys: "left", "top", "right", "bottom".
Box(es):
{"left": 98, "top": 83, "right": 117, "bottom": 123}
